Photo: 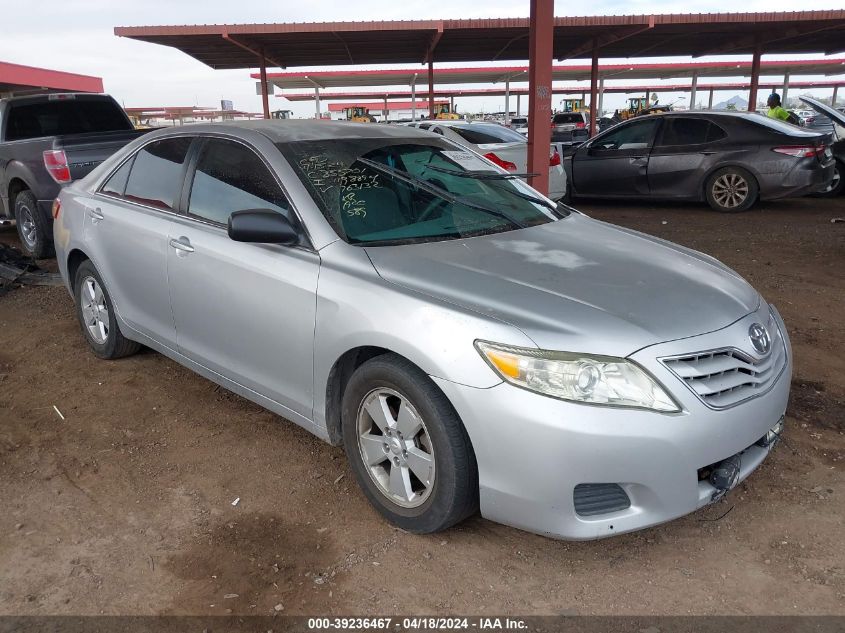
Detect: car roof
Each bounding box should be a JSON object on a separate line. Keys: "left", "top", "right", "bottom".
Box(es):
{"left": 0, "top": 92, "right": 115, "bottom": 105}
{"left": 145, "top": 119, "right": 434, "bottom": 143}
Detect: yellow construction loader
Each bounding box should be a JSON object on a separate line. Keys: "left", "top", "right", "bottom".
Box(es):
{"left": 432, "top": 103, "right": 460, "bottom": 120}
{"left": 559, "top": 98, "right": 585, "bottom": 112}
{"left": 343, "top": 106, "right": 377, "bottom": 122}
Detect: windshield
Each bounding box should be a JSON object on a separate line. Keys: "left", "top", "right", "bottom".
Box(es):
{"left": 278, "top": 137, "right": 560, "bottom": 246}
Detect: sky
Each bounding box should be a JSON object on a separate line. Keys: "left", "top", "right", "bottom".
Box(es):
{"left": 1, "top": 0, "right": 844, "bottom": 117}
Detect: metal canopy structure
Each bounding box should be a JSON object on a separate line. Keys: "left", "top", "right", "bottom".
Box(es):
{"left": 278, "top": 80, "right": 845, "bottom": 109}
{"left": 115, "top": 13, "right": 845, "bottom": 69}
{"left": 0, "top": 60, "right": 103, "bottom": 97}
{"left": 254, "top": 59, "right": 845, "bottom": 91}
{"left": 116, "top": 10, "right": 845, "bottom": 193}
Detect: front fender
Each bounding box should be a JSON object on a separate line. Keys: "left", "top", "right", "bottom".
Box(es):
{"left": 311, "top": 241, "right": 534, "bottom": 429}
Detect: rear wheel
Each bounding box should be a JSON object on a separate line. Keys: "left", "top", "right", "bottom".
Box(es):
{"left": 341, "top": 354, "right": 478, "bottom": 533}
{"left": 814, "top": 160, "right": 844, "bottom": 198}
{"left": 73, "top": 260, "right": 140, "bottom": 359}
{"left": 705, "top": 167, "right": 758, "bottom": 213}
{"left": 14, "top": 190, "right": 54, "bottom": 258}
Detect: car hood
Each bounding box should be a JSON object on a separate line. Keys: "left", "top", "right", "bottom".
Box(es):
{"left": 364, "top": 214, "right": 760, "bottom": 356}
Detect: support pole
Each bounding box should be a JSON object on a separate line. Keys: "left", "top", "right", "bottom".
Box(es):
{"left": 708, "top": 89, "right": 714, "bottom": 110}
{"left": 259, "top": 50, "right": 270, "bottom": 120}
{"left": 314, "top": 86, "right": 320, "bottom": 119}
{"left": 748, "top": 42, "right": 762, "bottom": 112}
{"left": 505, "top": 78, "right": 510, "bottom": 125}
{"left": 411, "top": 79, "right": 417, "bottom": 121}
{"left": 383, "top": 97, "right": 388, "bottom": 122}
{"left": 833, "top": 85, "right": 839, "bottom": 107}
{"left": 428, "top": 60, "right": 435, "bottom": 119}
{"left": 690, "top": 71, "right": 698, "bottom": 111}
{"left": 517, "top": 94, "right": 521, "bottom": 117}
{"left": 598, "top": 78, "right": 605, "bottom": 120}
{"left": 589, "top": 45, "right": 598, "bottom": 138}
{"left": 782, "top": 72, "right": 790, "bottom": 106}
{"left": 450, "top": 95, "right": 454, "bottom": 115}
{"left": 526, "top": 0, "right": 553, "bottom": 196}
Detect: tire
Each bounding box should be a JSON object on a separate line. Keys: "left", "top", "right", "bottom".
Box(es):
{"left": 341, "top": 354, "right": 478, "bottom": 533}
{"left": 705, "top": 166, "right": 759, "bottom": 213}
{"left": 813, "top": 161, "right": 844, "bottom": 198}
{"left": 14, "top": 190, "right": 54, "bottom": 258}
{"left": 73, "top": 260, "right": 140, "bottom": 360}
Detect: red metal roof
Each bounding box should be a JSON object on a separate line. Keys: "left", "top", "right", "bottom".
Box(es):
{"left": 0, "top": 60, "right": 103, "bottom": 95}
{"left": 327, "top": 100, "right": 448, "bottom": 112}
{"left": 254, "top": 58, "right": 845, "bottom": 90}
{"left": 280, "top": 80, "right": 845, "bottom": 102}
{"left": 115, "top": 12, "right": 845, "bottom": 69}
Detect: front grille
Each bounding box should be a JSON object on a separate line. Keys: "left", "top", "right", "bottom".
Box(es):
{"left": 662, "top": 318, "right": 787, "bottom": 409}
{"left": 574, "top": 483, "right": 631, "bottom": 517}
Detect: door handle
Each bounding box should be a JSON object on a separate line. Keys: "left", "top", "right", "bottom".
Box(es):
{"left": 169, "top": 237, "right": 194, "bottom": 254}
{"left": 89, "top": 208, "right": 104, "bottom": 222}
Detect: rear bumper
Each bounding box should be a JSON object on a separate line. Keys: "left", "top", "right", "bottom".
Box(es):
{"left": 759, "top": 159, "right": 835, "bottom": 199}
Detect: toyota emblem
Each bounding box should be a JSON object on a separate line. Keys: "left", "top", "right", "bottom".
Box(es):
{"left": 748, "top": 323, "right": 771, "bottom": 355}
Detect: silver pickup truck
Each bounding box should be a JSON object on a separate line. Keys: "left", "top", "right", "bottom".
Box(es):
{"left": 0, "top": 93, "right": 151, "bottom": 257}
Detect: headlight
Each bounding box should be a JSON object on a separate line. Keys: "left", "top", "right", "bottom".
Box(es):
{"left": 475, "top": 341, "right": 679, "bottom": 412}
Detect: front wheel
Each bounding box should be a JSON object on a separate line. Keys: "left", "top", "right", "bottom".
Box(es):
{"left": 73, "top": 260, "right": 140, "bottom": 360}
{"left": 341, "top": 354, "right": 478, "bottom": 533}
{"left": 705, "top": 167, "right": 758, "bottom": 212}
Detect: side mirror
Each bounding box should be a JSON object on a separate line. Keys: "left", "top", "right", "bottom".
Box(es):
{"left": 228, "top": 209, "right": 300, "bottom": 245}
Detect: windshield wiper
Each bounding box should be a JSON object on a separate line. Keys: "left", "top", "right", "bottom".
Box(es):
{"left": 423, "top": 164, "right": 540, "bottom": 180}
{"left": 357, "top": 158, "right": 526, "bottom": 229}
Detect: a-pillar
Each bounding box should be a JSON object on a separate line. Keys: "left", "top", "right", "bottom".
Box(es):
{"left": 526, "top": 0, "right": 553, "bottom": 196}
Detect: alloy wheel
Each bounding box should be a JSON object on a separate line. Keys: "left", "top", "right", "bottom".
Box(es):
{"left": 356, "top": 388, "right": 436, "bottom": 509}
{"left": 712, "top": 173, "right": 749, "bottom": 209}
{"left": 18, "top": 205, "right": 37, "bottom": 249}
{"left": 80, "top": 276, "right": 110, "bottom": 344}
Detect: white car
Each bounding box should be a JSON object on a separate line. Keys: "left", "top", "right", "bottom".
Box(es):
{"left": 408, "top": 120, "right": 567, "bottom": 200}
{"left": 509, "top": 116, "right": 529, "bottom": 135}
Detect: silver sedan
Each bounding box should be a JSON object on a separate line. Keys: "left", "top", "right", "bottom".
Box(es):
{"left": 53, "top": 121, "right": 790, "bottom": 539}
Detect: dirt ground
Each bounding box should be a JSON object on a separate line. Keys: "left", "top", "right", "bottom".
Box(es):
{"left": 0, "top": 196, "right": 843, "bottom": 616}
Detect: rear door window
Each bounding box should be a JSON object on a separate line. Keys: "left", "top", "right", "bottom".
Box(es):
{"left": 657, "top": 117, "right": 728, "bottom": 146}
{"left": 187, "top": 138, "right": 293, "bottom": 226}
{"left": 100, "top": 157, "right": 134, "bottom": 197}
{"left": 123, "top": 137, "right": 193, "bottom": 210}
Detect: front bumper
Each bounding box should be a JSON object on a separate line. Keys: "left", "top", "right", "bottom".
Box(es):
{"left": 433, "top": 304, "right": 792, "bottom": 540}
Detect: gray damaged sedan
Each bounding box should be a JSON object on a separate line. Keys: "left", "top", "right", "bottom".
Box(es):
{"left": 53, "top": 121, "right": 790, "bottom": 539}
